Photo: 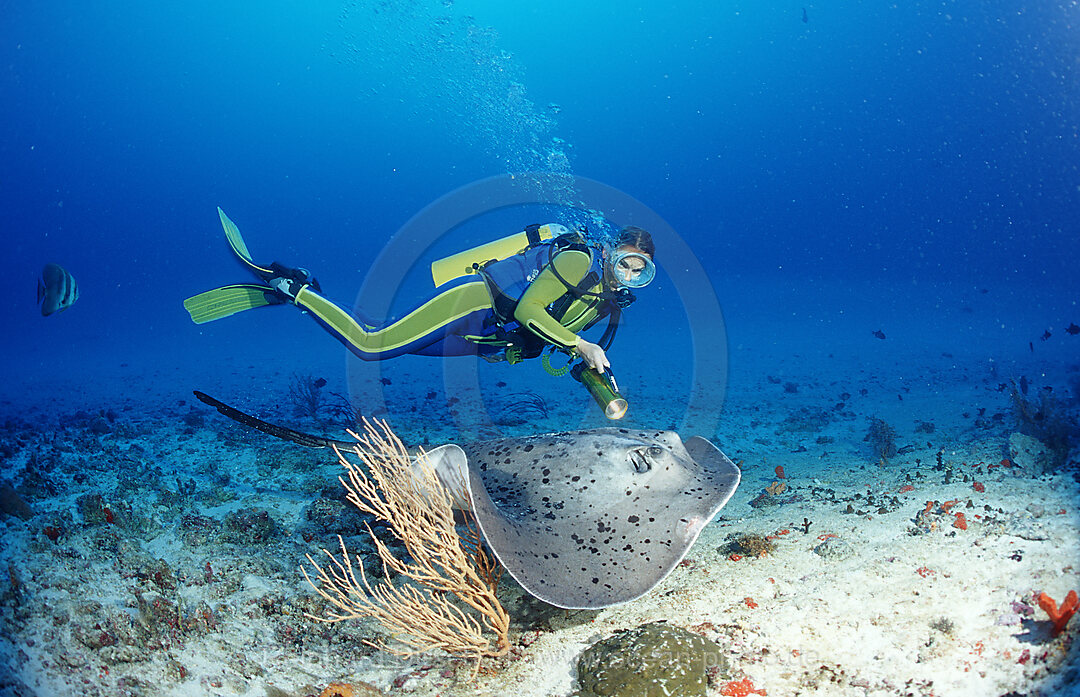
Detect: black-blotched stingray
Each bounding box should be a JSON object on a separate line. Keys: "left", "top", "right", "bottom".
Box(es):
{"left": 193, "top": 391, "right": 741, "bottom": 610}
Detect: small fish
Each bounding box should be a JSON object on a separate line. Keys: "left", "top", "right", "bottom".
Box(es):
{"left": 1067, "top": 323, "right": 1080, "bottom": 336}
{"left": 1019, "top": 375, "right": 1029, "bottom": 395}
{"left": 312, "top": 377, "right": 327, "bottom": 389}
{"left": 802, "top": 7, "right": 808, "bottom": 23}
{"left": 37, "top": 263, "right": 79, "bottom": 316}
{"left": 872, "top": 330, "right": 886, "bottom": 340}
{"left": 1029, "top": 341, "right": 1034, "bottom": 353}
{"left": 380, "top": 377, "right": 392, "bottom": 386}
{"left": 1040, "top": 330, "right": 1052, "bottom": 341}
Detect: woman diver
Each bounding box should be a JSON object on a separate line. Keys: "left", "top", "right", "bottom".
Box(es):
{"left": 184, "top": 209, "right": 655, "bottom": 384}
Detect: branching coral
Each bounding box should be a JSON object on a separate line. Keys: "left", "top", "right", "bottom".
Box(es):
{"left": 865, "top": 417, "right": 898, "bottom": 461}
{"left": 494, "top": 391, "right": 549, "bottom": 425}
{"left": 302, "top": 419, "right": 509, "bottom": 664}
{"left": 288, "top": 373, "right": 327, "bottom": 420}
{"left": 1009, "top": 381, "right": 1074, "bottom": 468}
{"left": 322, "top": 391, "right": 359, "bottom": 426}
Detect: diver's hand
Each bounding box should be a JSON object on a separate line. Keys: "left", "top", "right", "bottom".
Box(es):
{"left": 575, "top": 338, "right": 610, "bottom": 374}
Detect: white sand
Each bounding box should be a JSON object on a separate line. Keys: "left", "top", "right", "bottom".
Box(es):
{"left": 1, "top": 336, "right": 1078, "bottom": 697}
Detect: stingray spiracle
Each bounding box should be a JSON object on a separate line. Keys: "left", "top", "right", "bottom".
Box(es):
{"left": 630, "top": 446, "right": 662, "bottom": 473}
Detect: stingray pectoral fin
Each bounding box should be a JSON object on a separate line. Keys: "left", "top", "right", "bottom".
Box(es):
{"left": 672, "top": 436, "right": 742, "bottom": 552}
{"left": 418, "top": 444, "right": 472, "bottom": 511}
{"left": 683, "top": 436, "right": 742, "bottom": 505}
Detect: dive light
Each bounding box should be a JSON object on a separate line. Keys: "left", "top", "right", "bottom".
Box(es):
{"left": 571, "top": 363, "right": 628, "bottom": 420}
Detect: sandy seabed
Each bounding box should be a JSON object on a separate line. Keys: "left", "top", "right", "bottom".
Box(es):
{"left": 1, "top": 346, "right": 1078, "bottom": 697}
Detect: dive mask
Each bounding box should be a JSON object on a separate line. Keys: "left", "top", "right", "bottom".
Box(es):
{"left": 610, "top": 250, "right": 656, "bottom": 289}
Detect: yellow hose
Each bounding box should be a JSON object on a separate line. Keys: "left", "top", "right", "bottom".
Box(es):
{"left": 541, "top": 349, "right": 573, "bottom": 377}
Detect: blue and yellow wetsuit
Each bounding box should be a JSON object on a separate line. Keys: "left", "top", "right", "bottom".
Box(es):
{"left": 290, "top": 238, "right": 612, "bottom": 361}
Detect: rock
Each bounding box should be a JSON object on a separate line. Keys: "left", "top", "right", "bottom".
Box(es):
{"left": 312, "top": 683, "right": 386, "bottom": 697}
{"left": 813, "top": 536, "right": 854, "bottom": 560}
{"left": 163, "top": 656, "right": 189, "bottom": 683}
{"left": 300, "top": 497, "right": 370, "bottom": 537}
{"left": 1009, "top": 520, "right": 1050, "bottom": 541}
{"left": 0, "top": 482, "right": 34, "bottom": 520}
{"left": 89, "top": 416, "right": 112, "bottom": 435}
{"left": 1008, "top": 433, "right": 1055, "bottom": 476}
{"left": 1026, "top": 503, "right": 1046, "bottom": 518}
{"left": 76, "top": 493, "right": 109, "bottom": 525}
{"left": 137, "top": 592, "right": 178, "bottom": 635}
{"left": 221, "top": 508, "right": 278, "bottom": 544}
{"left": 574, "top": 621, "right": 727, "bottom": 697}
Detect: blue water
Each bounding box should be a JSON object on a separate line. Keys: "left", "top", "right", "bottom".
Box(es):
{"left": 4, "top": 3, "right": 1078, "bottom": 410}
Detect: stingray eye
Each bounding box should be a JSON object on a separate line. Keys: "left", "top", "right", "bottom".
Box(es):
{"left": 647, "top": 446, "right": 663, "bottom": 457}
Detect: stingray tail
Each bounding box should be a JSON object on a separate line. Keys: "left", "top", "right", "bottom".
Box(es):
{"left": 191, "top": 390, "right": 354, "bottom": 449}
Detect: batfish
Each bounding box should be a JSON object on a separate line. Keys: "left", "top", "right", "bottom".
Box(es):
{"left": 193, "top": 391, "right": 742, "bottom": 610}
{"left": 37, "top": 263, "right": 79, "bottom": 316}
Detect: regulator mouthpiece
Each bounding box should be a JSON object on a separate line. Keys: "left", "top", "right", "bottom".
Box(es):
{"left": 572, "top": 363, "right": 628, "bottom": 420}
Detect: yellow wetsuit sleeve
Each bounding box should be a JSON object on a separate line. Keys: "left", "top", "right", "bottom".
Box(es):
{"left": 514, "top": 248, "right": 593, "bottom": 349}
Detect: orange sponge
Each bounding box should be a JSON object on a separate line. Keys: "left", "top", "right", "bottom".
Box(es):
{"left": 1038, "top": 590, "right": 1079, "bottom": 636}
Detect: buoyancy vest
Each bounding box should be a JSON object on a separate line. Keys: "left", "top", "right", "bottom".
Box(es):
{"left": 463, "top": 228, "right": 618, "bottom": 359}
{"left": 480, "top": 231, "right": 601, "bottom": 324}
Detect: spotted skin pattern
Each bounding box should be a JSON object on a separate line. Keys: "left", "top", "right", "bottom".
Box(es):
{"left": 428, "top": 428, "right": 741, "bottom": 610}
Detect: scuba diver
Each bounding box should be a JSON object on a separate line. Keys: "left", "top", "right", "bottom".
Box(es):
{"left": 184, "top": 209, "right": 656, "bottom": 416}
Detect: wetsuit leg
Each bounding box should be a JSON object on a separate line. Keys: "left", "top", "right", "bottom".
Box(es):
{"left": 292, "top": 276, "right": 495, "bottom": 361}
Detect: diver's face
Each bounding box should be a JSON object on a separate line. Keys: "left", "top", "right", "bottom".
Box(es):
{"left": 609, "top": 245, "right": 654, "bottom": 288}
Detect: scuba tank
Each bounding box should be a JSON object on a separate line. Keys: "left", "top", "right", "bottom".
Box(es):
{"left": 430, "top": 223, "right": 565, "bottom": 287}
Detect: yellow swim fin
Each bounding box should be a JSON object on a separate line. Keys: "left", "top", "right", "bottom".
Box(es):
{"left": 218, "top": 207, "right": 274, "bottom": 278}
{"left": 183, "top": 284, "right": 282, "bottom": 324}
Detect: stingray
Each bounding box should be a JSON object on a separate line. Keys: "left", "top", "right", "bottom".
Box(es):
{"left": 193, "top": 391, "right": 741, "bottom": 609}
